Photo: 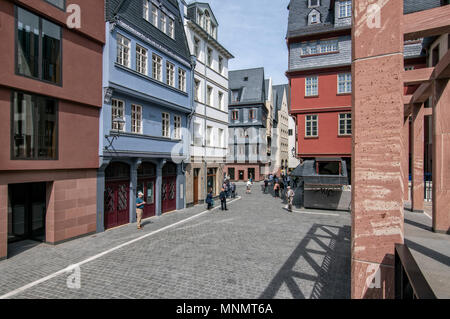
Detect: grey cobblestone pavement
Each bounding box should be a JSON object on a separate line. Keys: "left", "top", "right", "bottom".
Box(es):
{"left": 0, "top": 183, "right": 351, "bottom": 299}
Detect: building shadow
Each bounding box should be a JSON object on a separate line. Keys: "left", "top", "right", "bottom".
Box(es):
{"left": 405, "top": 238, "right": 450, "bottom": 267}
{"left": 7, "top": 240, "right": 42, "bottom": 259}
{"left": 404, "top": 217, "right": 432, "bottom": 232}
{"left": 259, "top": 223, "right": 351, "bottom": 299}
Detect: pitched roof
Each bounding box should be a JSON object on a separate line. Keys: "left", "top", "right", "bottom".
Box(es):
{"left": 186, "top": 2, "right": 219, "bottom": 27}
{"left": 287, "top": 0, "right": 442, "bottom": 39}
{"left": 105, "top": 0, "right": 191, "bottom": 61}
{"left": 272, "top": 85, "right": 287, "bottom": 111}
{"left": 229, "top": 68, "right": 266, "bottom": 104}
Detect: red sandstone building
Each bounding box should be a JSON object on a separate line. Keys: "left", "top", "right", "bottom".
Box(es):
{"left": 286, "top": 0, "right": 442, "bottom": 180}
{"left": 0, "top": 0, "right": 104, "bottom": 260}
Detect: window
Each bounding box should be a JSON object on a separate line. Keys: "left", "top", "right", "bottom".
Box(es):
{"left": 404, "top": 66, "right": 415, "bottom": 71}
{"left": 45, "top": 0, "right": 65, "bottom": 9}
{"left": 166, "top": 62, "right": 175, "bottom": 87}
{"left": 111, "top": 99, "right": 125, "bottom": 131}
{"left": 131, "top": 104, "right": 142, "bottom": 134}
{"left": 207, "top": 86, "right": 213, "bottom": 106}
{"left": 320, "top": 41, "right": 338, "bottom": 53}
{"left": 160, "top": 12, "right": 166, "bottom": 33}
{"left": 116, "top": 34, "right": 130, "bottom": 67}
{"left": 168, "top": 18, "right": 175, "bottom": 39}
{"left": 288, "top": 129, "right": 293, "bottom": 136}
{"left": 305, "top": 115, "right": 318, "bottom": 137}
{"left": 218, "top": 56, "right": 224, "bottom": 74}
{"left": 12, "top": 91, "right": 57, "bottom": 160}
{"left": 136, "top": 45, "right": 147, "bottom": 75}
{"left": 305, "top": 76, "right": 318, "bottom": 96}
{"left": 162, "top": 112, "right": 170, "bottom": 138}
{"left": 309, "top": 0, "right": 320, "bottom": 7}
{"left": 194, "top": 122, "right": 202, "bottom": 146}
{"left": 211, "top": 25, "right": 216, "bottom": 39}
{"left": 338, "top": 73, "right": 352, "bottom": 94}
{"left": 218, "top": 91, "right": 224, "bottom": 110}
{"left": 16, "top": 7, "right": 62, "bottom": 84}
{"left": 173, "top": 115, "right": 181, "bottom": 139}
{"left": 310, "top": 13, "right": 320, "bottom": 24}
{"left": 232, "top": 110, "right": 239, "bottom": 121}
{"left": 339, "top": 113, "right": 352, "bottom": 135}
{"left": 339, "top": 1, "right": 352, "bottom": 18}
{"left": 152, "top": 54, "right": 162, "bottom": 81}
{"left": 178, "top": 68, "right": 186, "bottom": 92}
{"left": 151, "top": 4, "right": 158, "bottom": 26}
{"left": 207, "top": 47, "right": 213, "bottom": 67}
{"left": 232, "top": 90, "right": 240, "bottom": 102}
{"left": 219, "top": 128, "right": 224, "bottom": 148}
{"left": 194, "top": 37, "right": 200, "bottom": 57}
{"left": 194, "top": 79, "right": 201, "bottom": 101}
{"left": 206, "top": 126, "right": 213, "bottom": 146}
{"left": 249, "top": 109, "right": 256, "bottom": 120}
{"left": 144, "top": 0, "right": 149, "bottom": 20}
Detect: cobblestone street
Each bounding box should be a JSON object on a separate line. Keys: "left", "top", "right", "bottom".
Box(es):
{"left": 0, "top": 183, "right": 351, "bottom": 299}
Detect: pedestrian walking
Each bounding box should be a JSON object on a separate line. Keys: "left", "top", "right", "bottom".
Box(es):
{"left": 274, "top": 182, "right": 280, "bottom": 198}
{"left": 206, "top": 189, "right": 213, "bottom": 210}
{"left": 246, "top": 180, "right": 252, "bottom": 194}
{"left": 136, "top": 191, "right": 146, "bottom": 230}
{"left": 280, "top": 181, "right": 285, "bottom": 200}
{"left": 287, "top": 186, "right": 295, "bottom": 212}
{"left": 264, "top": 178, "right": 269, "bottom": 193}
{"left": 220, "top": 188, "right": 228, "bottom": 211}
{"left": 231, "top": 182, "right": 236, "bottom": 198}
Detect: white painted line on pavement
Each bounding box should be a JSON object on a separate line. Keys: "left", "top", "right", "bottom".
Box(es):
{"left": 423, "top": 211, "right": 432, "bottom": 220}
{"left": 292, "top": 210, "right": 340, "bottom": 217}
{"left": 0, "top": 196, "right": 242, "bottom": 299}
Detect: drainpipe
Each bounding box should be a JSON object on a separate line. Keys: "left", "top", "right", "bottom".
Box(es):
{"left": 203, "top": 33, "right": 211, "bottom": 197}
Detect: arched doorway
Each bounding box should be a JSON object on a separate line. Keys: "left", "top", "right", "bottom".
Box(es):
{"left": 104, "top": 162, "right": 130, "bottom": 229}
{"left": 162, "top": 162, "right": 177, "bottom": 213}
{"left": 137, "top": 162, "right": 156, "bottom": 219}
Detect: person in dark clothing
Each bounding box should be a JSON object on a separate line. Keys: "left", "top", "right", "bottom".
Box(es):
{"left": 231, "top": 183, "right": 236, "bottom": 198}
{"left": 274, "top": 182, "right": 280, "bottom": 198}
{"left": 206, "top": 189, "right": 213, "bottom": 210}
{"left": 264, "top": 179, "right": 269, "bottom": 193}
{"left": 279, "top": 181, "right": 285, "bottom": 200}
{"left": 219, "top": 188, "right": 228, "bottom": 211}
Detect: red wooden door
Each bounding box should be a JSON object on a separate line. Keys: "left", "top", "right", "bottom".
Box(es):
{"left": 138, "top": 178, "right": 156, "bottom": 219}
{"left": 104, "top": 181, "right": 129, "bottom": 229}
{"left": 162, "top": 176, "right": 177, "bottom": 213}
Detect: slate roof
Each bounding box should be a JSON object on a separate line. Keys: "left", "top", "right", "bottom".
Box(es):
{"left": 272, "top": 87, "right": 278, "bottom": 124}
{"left": 105, "top": 0, "right": 191, "bottom": 61}
{"left": 273, "top": 85, "right": 288, "bottom": 111}
{"left": 264, "top": 79, "right": 271, "bottom": 102}
{"left": 186, "top": 2, "right": 219, "bottom": 27}
{"left": 229, "top": 68, "right": 266, "bottom": 105}
{"left": 287, "top": 0, "right": 442, "bottom": 39}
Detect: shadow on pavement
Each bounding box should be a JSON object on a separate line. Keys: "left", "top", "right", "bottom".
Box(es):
{"left": 259, "top": 223, "right": 351, "bottom": 299}
{"left": 7, "top": 240, "right": 42, "bottom": 259}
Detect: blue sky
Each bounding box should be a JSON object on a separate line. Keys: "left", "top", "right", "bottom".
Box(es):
{"left": 190, "top": 0, "right": 291, "bottom": 86}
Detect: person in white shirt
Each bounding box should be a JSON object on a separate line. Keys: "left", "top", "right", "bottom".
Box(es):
{"left": 246, "top": 180, "right": 252, "bottom": 194}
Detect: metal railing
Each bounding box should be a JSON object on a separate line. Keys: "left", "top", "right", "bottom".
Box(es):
{"left": 395, "top": 243, "right": 436, "bottom": 299}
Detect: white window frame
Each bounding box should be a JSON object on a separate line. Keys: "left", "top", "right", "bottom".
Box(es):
{"left": 218, "top": 128, "right": 224, "bottom": 148}
{"left": 166, "top": 61, "right": 175, "bottom": 87}
{"left": 206, "top": 126, "right": 213, "bottom": 146}
{"left": 305, "top": 114, "right": 318, "bottom": 137}
{"left": 338, "top": 1, "right": 352, "bottom": 18}
{"left": 160, "top": 12, "right": 166, "bottom": 33}
{"left": 162, "top": 112, "right": 170, "bottom": 138}
{"left": 151, "top": 4, "right": 158, "bottom": 26}
{"left": 218, "top": 56, "right": 224, "bottom": 74}
{"left": 337, "top": 73, "right": 352, "bottom": 94}
{"left": 144, "top": 0, "right": 149, "bottom": 20}
{"left": 116, "top": 34, "right": 130, "bottom": 68}
{"left": 178, "top": 68, "right": 186, "bottom": 92}
{"left": 131, "top": 104, "right": 143, "bottom": 134}
{"left": 111, "top": 99, "right": 125, "bottom": 132}
{"left": 305, "top": 76, "right": 318, "bottom": 97}
{"left": 173, "top": 115, "right": 181, "bottom": 139}
{"left": 136, "top": 44, "right": 148, "bottom": 75}
{"left": 152, "top": 53, "right": 162, "bottom": 81}
{"left": 168, "top": 18, "right": 175, "bottom": 39}
{"left": 339, "top": 113, "right": 352, "bottom": 136}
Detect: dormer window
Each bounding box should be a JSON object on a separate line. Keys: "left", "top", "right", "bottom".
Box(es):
{"left": 232, "top": 90, "right": 241, "bottom": 103}
{"left": 338, "top": 0, "right": 352, "bottom": 18}
{"left": 308, "top": 0, "right": 320, "bottom": 8}
{"left": 308, "top": 9, "right": 321, "bottom": 25}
